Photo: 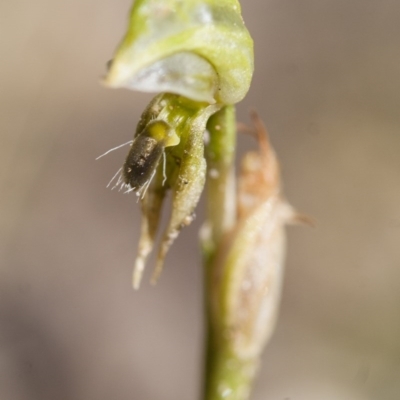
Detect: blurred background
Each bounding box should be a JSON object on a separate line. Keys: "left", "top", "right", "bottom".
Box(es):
{"left": 1, "top": 0, "right": 400, "bottom": 399}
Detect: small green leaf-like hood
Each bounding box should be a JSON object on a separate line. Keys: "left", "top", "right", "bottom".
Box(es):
{"left": 104, "top": 0, "right": 254, "bottom": 105}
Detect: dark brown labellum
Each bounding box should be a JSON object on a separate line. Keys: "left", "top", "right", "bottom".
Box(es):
{"left": 123, "top": 134, "right": 164, "bottom": 190}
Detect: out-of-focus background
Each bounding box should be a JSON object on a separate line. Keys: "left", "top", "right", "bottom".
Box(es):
{"left": 1, "top": 0, "right": 400, "bottom": 399}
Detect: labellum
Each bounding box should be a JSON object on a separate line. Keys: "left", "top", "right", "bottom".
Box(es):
{"left": 122, "top": 120, "right": 179, "bottom": 195}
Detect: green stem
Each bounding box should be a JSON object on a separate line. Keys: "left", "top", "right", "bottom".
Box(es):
{"left": 203, "top": 106, "right": 258, "bottom": 400}
{"left": 205, "top": 105, "right": 237, "bottom": 245}
{"left": 204, "top": 343, "right": 258, "bottom": 400}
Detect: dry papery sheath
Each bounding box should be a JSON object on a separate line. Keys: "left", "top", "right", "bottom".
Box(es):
{"left": 209, "top": 114, "right": 304, "bottom": 360}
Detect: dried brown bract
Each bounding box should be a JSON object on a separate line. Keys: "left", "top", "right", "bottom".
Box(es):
{"left": 210, "top": 113, "right": 305, "bottom": 359}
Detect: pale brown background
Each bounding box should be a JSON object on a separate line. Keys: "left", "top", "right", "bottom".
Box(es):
{"left": 1, "top": 0, "right": 400, "bottom": 399}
